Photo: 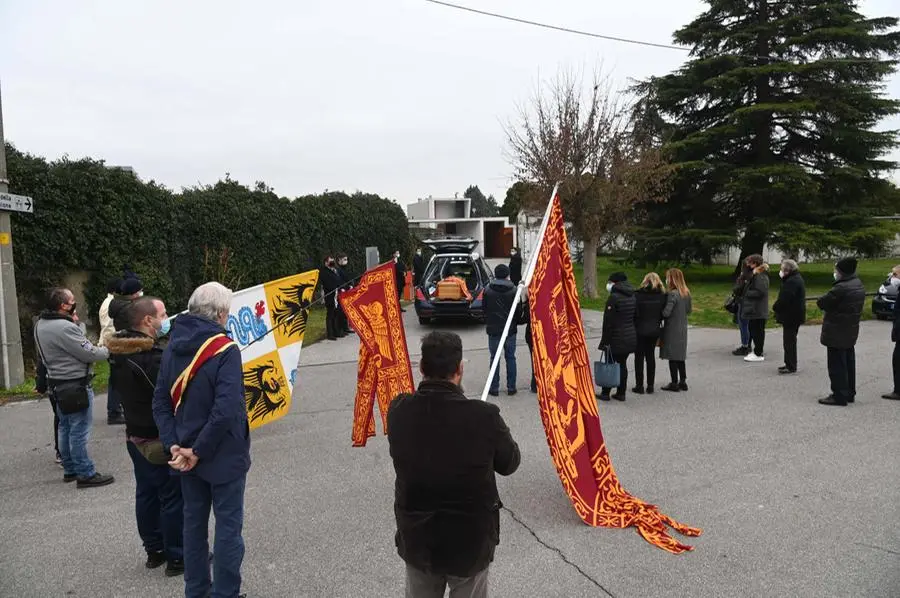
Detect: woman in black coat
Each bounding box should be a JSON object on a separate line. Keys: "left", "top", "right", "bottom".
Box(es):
{"left": 632, "top": 272, "right": 667, "bottom": 394}
{"left": 740, "top": 255, "right": 770, "bottom": 362}
{"left": 596, "top": 272, "right": 637, "bottom": 402}
{"left": 772, "top": 259, "right": 806, "bottom": 374}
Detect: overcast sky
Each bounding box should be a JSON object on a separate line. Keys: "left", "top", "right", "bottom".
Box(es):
{"left": 2, "top": 0, "right": 898, "bottom": 206}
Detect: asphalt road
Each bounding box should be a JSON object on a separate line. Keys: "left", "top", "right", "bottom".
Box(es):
{"left": 1, "top": 312, "right": 898, "bottom": 598}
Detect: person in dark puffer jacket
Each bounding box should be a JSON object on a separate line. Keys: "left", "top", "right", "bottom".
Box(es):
{"left": 633, "top": 272, "right": 667, "bottom": 395}
{"left": 108, "top": 296, "right": 184, "bottom": 577}
{"left": 741, "top": 255, "right": 770, "bottom": 363}
{"left": 817, "top": 257, "right": 866, "bottom": 406}
{"left": 597, "top": 272, "right": 637, "bottom": 402}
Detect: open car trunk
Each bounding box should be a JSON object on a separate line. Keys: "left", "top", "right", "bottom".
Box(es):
{"left": 422, "top": 256, "right": 480, "bottom": 302}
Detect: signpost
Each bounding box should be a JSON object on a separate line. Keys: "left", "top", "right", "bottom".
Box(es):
{"left": 0, "top": 84, "right": 27, "bottom": 389}
{"left": 0, "top": 192, "right": 33, "bottom": 214}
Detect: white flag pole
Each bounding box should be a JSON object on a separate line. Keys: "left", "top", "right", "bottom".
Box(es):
{"left": 480, "top": 182, "right": 560, "bottom": 401}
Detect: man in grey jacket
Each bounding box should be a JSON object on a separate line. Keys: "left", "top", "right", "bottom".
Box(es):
{"left": 35, "top": 288, "right": 115, "bottom": 488}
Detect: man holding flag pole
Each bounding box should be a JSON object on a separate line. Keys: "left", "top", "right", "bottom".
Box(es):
{"left": 482, "top": 183, "right": 701, "bottom": 553}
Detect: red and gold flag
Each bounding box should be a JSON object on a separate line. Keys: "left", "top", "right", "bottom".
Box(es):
{"left": 529, "top": 195, "right": 702, "bottom": 553}
{"left": 339, "top": 261, "right": 415, "bottom": 447}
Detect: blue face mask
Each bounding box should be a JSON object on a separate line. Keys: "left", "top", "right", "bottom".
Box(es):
{"left": 159, "top": 317, "right": 171, "bottom": 337}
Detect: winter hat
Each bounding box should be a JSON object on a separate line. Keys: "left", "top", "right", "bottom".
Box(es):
{"left": 494, "top": 264, "right": 511, "bottom": 279}
{"left": 608, "top": 272, "right": 628, "bottom": 283}
{"left": 120, "top": 277, "right": 143, "bottom": 296}
{"left": 835, "top": 257, "right": 858, "bottom": 276}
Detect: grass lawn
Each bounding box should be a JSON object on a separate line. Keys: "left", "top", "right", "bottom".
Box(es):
{"left": 0, "top": 307, "right": 331, "bottom": 404}
{"left": 575, "top": 257, "right": 897, "bottom": 328}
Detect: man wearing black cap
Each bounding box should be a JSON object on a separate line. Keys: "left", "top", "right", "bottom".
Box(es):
{"left": 817, "top": 257, "right": 866, "bottom": 406}
{"left": 108, "top": 273, "right": 144, "bottom": 424}
{"left": 484, "top": 264, "right": 522, "bottom": 397}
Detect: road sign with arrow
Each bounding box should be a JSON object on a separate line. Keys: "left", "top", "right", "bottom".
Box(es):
{"left": 0, "top": 192, "right": 33, "bottom": 214}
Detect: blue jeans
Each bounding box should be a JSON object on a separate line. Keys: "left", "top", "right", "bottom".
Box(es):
{"left": 182, "top": 474, "right": 246, "bottom": 598}
{"left": 737, "top": 306, "right": 751, "bottom": 347}
{"left": 107, "top": 374, "right": 123, "bottom": 418}
{"left": 127, "top": 442, "right": 184, "bottom": 561}
{"left": 488, "top": 333, "right": 517, "bottom": 393}
{"left": 56, "top": 388, "right": 95, "bottom": 478}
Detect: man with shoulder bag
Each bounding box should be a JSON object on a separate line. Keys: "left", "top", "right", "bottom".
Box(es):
{"left": 34, "top": 288, "right": 115, "bottom": 488}
{"left": 108, "top": 296, "right": 184, "bottom": 576}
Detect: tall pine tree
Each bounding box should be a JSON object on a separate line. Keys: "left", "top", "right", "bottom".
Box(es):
{"left": 636, "top": 0, "right": 900, "bottom": 262}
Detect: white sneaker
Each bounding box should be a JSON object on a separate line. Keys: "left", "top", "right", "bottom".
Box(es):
{"left": 744, "top": 354, "right": 765, "bottom": 362}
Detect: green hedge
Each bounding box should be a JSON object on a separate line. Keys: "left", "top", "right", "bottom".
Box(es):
{"left": 5, "top": 144, "right": 410, "bottom": 366}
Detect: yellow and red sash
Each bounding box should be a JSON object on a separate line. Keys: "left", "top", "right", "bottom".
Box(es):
{"left": 170, "top": 334, "right": 236, "bottom": 413}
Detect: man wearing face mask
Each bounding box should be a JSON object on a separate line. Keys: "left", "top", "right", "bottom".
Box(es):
{"left": 34, "top": 288, "right": 115, "bottom": 488}
{"left": 817, "top": 257, "right": 866, "bottom": 406}
{"left": 394, "top": 250, "right": 408, "bottom": 312}
{"left": 108, "top": 297, "right": 184, "bottom": 576}
{"left": 508, "top": 248, "right": 523, "bottom": 286}
{"left": 412, "top": 247, "right": 426, "bottom": 288}
{"left": 319, "top": 255, "right": 344, "bottom": 341}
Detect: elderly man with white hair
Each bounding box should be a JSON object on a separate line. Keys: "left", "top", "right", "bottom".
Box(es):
{"left": 772, "top": 259, "right": 807, "bottom": 374}
{"left": 153, "top": 282, "right": 250, "bottom": 598}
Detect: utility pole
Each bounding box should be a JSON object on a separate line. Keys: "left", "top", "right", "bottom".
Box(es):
{"left": 0, "top": 84, "right": 26, "bottom": 389}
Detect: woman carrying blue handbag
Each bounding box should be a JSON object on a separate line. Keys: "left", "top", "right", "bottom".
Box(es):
{"left": 595, "top": 272, "right": 637, "bottom": 402}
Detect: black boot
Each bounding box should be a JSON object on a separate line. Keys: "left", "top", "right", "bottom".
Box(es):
{"left": 678, "top": 381, "right": 688, "bottom": 391}
{"left": 165, "top": 559, "right": 185, "bottom": 577}
{"left": 818, "top": 395, "right": 847, "bottom": 406}
{"left": 661, "top": 383, "right": 680, "bottom": 392}
{"left": 632, "top": 386, "right": 645, "bottom": 395}
{"left": 146, "top": 551, "right": 166, "bottom": 569}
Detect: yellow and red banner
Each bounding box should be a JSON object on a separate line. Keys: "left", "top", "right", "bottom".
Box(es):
{"left": 339, "top": 261, "right": 415, "bottom": 447}
{"left": 227, "top": 270, "right": 319, "bottom": 430}
{"left": 529, "top": 195, "right": 701, "bottom": 553}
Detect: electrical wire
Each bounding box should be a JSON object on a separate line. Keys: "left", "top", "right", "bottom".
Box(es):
{"left": 423, "top": 0, "right": 789, "bottom": 64}
{"left": 422, "top": 0, "right": 690, "bottom": 53}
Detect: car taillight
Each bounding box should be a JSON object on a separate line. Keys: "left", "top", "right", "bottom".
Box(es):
{"left": 416, "top": 288, "right": 426, "bottom": 301}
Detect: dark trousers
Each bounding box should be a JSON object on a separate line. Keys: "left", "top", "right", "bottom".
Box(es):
{"left": 601, "top": 352, "right": 629, "bottom": 396}
{"left": 827, "top": 347, "right": 856, "bottom": 402}
{"left": 528, "top": 344, "right": 536, "bottom": 391}
{"left": 107, "top": 374, "right": 123, "bottom": 418}
{"left": 182, "top": 474, "right": 246, "bottom": 598}
{"left": 782, "top": 324, "right": 799, "bottom": 371}
{"left": 126, "top": 442, "right": 184, "bottom": 561}
{"left": 748, "top": 319, "right": 766, "bottom": 356}
{"left": 893, "top": 342, "right": 899, "bottom": 394}
{"left": 325, "top": 300, "right": 341, "bottom": 339}
{"left": 668, "top": 361, "right": 687, "bottom": 384}
{"left": 634, "top": 336, "right": 657, "bottom": 389}
{"left": 337, "top": 304, "right": 350, "bottom": 333}
{"left": 48, "top": 394, "right": 60, "bottom": 456}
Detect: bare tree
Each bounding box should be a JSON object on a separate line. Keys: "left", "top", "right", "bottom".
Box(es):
{"left": 505, "top": 69, "right": 671, "bottom": 298}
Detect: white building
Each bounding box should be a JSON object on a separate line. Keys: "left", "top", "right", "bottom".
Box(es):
{"left": 407, "top": 195, "right": 516, "bottom": 259}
